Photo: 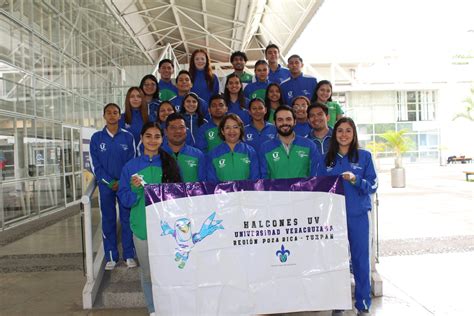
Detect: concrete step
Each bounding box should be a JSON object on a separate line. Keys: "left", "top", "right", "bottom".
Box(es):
{"left": 94, "top": 262, "right": 146, "bottom": 309}
{"left": 100, "top": 280, "right": 146, "bottom": 308}
{"left": 108, "top": 262, "right": 141, "bottom": 283}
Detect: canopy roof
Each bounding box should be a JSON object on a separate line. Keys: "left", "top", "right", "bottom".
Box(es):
{"left": 105, "top": 0, "right": 324, "bottom": 65}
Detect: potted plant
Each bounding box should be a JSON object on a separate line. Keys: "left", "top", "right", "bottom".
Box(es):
{"left": 380, "top": 130, "right": 413, "bottom": 188}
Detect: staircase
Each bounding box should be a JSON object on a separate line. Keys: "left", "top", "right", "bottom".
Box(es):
{"left": 94, "top": 263, "right": 146, "bottom": 308}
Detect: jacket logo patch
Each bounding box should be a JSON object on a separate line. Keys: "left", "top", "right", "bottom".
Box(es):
{"left": 218, "top": 159, "right": 226, "bottom": 168}
{"left": 350, "top": 163, "right": 362, "bottom": 170}
{"left": 246, "top": 134, "right": 253, "bottom": 141}
{"left": 100, "top": 143, "right": 106, "bottom": 152}
{"left": 241, "top": 157, "right": 250, "bottom": 164}
{"left": 272, "top": 152, "right": 280, "bottom": 162}
{"left": 186, "top": 160, "right": 197, "bottom": 168}
{"left": 296, "top": 150, "right": 308, "bottom": 158}
{"left": 208, "top": 131, "right": 215, "bottom": 140}
{"left": 121, "top": 144, "right": 129, "bottom": 151}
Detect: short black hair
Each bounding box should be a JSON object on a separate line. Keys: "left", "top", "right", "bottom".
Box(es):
{"left": 175, "top": 69, "right": 191, "bottom": 83}
{"left": 165, "top": 112, "right": 185, "bottom": 128}
{"left": 265, "top": 44, "right": 280, "bottom": 55}
{"left": 307, "top": 102, "right": 329, "bottom": 117}
{"left": 274, "top": 105, "right": 295, "bottom": 122}
{"left": 230, "top": 51, "right": 248, "bottom": 63}
{"left": 103, "top": 103, "right": 121, "bottom": 114}
{"left": 209, "top": 94, "right": 226, "bottom": 106}
{"left": 159, "top": 59, "right": 173, "bottom": 68}
{"left": 288, "top": 54, "right": 303, "bottom": 63}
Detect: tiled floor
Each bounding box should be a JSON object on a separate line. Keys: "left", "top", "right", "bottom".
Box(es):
{"left": 0, "top": 162, "right": 473, "bottom": 315}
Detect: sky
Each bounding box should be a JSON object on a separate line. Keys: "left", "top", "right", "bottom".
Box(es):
{"left": 289, "top": 0, "right": 474, "bottom": 64}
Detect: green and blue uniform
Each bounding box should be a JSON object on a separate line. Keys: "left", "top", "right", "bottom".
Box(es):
{"left": 206, "top": 142, "right": 259, "bottom": 182}
{"left": 259, "top": 135, "right": 318, "bottom": 179}
{"left": 195, "top": 120, "right": 223, "bottom": 153}
{"left": 162, "top": 142, "right": 206, "bottom": 182}
{"left": 158, "top": 80, "right": 178, "bottom": 101}
{"left": 243, "top": 80, "right": 270, "bottom": 101}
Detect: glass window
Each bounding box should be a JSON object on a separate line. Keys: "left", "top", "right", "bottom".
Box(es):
{"left": 38, "top": 176, "right": 65, "bottom": 213}
{"left": 0, "top": 115, "right": 15, "bottom": 180}
{"left": 2, "top": 181, "right": 35, "bottom": 223}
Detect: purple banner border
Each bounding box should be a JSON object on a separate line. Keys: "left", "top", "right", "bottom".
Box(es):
{"left": 144, "top": 176, "right": 344, "bottom": 207}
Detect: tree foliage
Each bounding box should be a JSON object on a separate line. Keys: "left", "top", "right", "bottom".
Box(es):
{"left": 453, "top": 87, "right": 474, "bottom": 121}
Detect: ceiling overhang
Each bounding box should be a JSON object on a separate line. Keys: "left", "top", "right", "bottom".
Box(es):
{"left": 105, "top": 0, "right": 324, "bottom": 65}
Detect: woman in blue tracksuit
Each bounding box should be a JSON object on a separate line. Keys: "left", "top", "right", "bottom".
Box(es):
{"left": 139, "top": 74, "right": 160, "bottom": 122}
{"left": 244, "top": 98, "right": 276, "bottom": 152}
{"left": 189, "top": 49, "right": 219, "bottom": 103}
{"left": 179, "top": 92, "right": 208, "bottom": 144}
{"left": 317, "top": 117, "right": 377, "bottom": 316}
{"left": 119, "top": 87, "right": 149, "bottom": 145}
{"left": 118, "top": 122, "right": 182, "bottom": 315}
{"left": 243, "top": 60, "right": 270, "bottom": 101}
{"left": 223, "top": 74, "right": 251, "bottom": 125}
{"left": 207, "top": 113, "right": 259, "bottom": 182}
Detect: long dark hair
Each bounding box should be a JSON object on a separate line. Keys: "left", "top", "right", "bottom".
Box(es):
{"left": 189, "top": 49, "right": 214, "bottom": 91}
{"left": 179, "top": 92, "right": 206, "bottom": 127}
{"left": 325, "top": 117, "right": 359, "bottom": 167}
{"left": 139, "top": 74, "right": 160, "bottom": 100}
{"left": 140, "top": 122, "right": 182, "bottom": 183}
{"left": 312, "top": 80, "right": 333, "bottom": 103}
{"left": 124, "top": 87, "right": 148, "bottom": 124}
{"left": 223, "top": 74, "right": 246, "bottom": 110}
{"left": 264, "top": 83, "right": 284, "bottom": 121}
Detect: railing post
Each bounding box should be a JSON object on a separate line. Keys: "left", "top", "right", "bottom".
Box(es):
{"left": 81, "top": 195, "right": 94, "bottom": 283}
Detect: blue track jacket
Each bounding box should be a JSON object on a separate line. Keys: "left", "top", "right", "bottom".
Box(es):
{"left": 190, "top": 70, "right": 219, "bottom": 103}
{"left": 244, "top": 122, "right": 276, "bottom": 152}
{"left": 268, "top": 64, "right": 291, "bottom": 84}
{"left": 280, "top": 73, "right": 317, "bottom": 104}
{"left": 90, "top": 127, "right": 136, "bottom": 186}
{"left": 317, "top": 150, "right": 378, "bottom": 217}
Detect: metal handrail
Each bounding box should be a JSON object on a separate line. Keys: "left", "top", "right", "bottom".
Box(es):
{"left": 81, "top": 175, "right": 106, "bottom": 309}
{"left": 81, "top": 176, "right": 97, "bottom": 283}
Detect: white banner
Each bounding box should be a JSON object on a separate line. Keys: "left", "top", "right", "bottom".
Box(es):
{"left": 145, "top": 178, "right": 352, "bottom": 315}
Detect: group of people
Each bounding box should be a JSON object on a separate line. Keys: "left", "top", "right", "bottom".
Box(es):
{"left": 90, "top": 44, "right": 377, "bottom": 316}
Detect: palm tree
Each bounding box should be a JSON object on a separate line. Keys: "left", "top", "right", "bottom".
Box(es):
{"left": 453, "top": 87, "right": 474, "bottom": 121}
{"left": 380, "top": 130, "right": 413, "bottom": 168}
{"left": 365, "top": 141, "right": 386, "bottom": 170}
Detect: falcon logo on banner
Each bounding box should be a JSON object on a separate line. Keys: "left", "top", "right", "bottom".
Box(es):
{"left": 160, "top": 212, "right": 224, "bottom": 269}
{"left": 144, "top": 177, "right": 352, "bottom": 315}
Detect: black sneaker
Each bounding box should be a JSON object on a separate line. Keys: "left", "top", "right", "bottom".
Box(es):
{"left": 357, "top": 309, "right": 370, "bottom": 316}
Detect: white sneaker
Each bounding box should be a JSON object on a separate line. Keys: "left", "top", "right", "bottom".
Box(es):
{"left": 126, "top": 258, "right": 137, "bottom": 268}
{"left": 105, "top": 260, "right": 116, "bottom": 270}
